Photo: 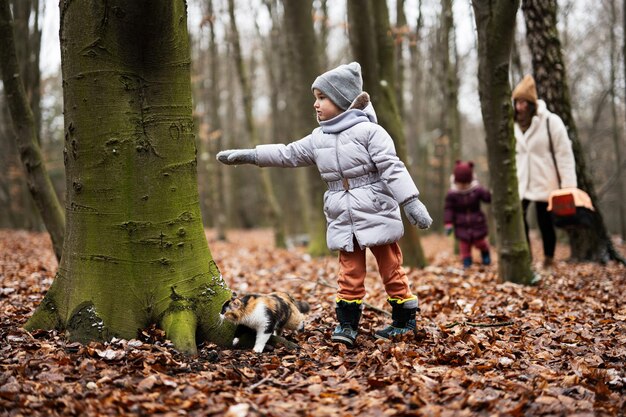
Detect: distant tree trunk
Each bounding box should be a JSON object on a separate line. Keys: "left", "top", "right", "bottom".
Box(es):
{"left": 11, "top": 0, "right": 42, "bottom": 140}
{"left": 282, "top": 0, "right": 329, "bottom": 256}
{"left": 206, "top": 0, "right": 227, "bottom": 241}
{"left": 522, "top": 0, "right": 624, "bottom": 263}
{"left": 347, "top": 0, "right": 379, "bottom": 99}
{"left": 440, "top": 0, "right": 462, "bottom": 166}
{"left": 408, "top": 1, "right": 425, "bottom": 176}
{"left": 473, "top": 0, "right": 534, "bottom": 284}
{"left": 348, "top": 0, "right": 427, "bottom": 268}
{"left": 25, "top": 0, "right": 233, "bottom": 355}
{"left": 316, "top": 0, "right": 329, "bottom": 71}
{"left": 8, "top": 0, "right": 45, "bottom": 231}
{"left": 227, "top": 0, "right": 286, "bottom": 248}
{"left": 395, "top": 0, "right": 407, "bottom": 118}
{"left": 0, "top": 0, "right": 64, "bottom": 260}
{"left": 611, "top": 0, "right": 626, "bottom": 241}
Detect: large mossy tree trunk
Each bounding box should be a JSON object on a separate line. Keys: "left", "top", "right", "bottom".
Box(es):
{"left": 522, "top": 0, "right": 624, "bottom": 263}
{"left": 0, "top": 0, "right": 65, "bottom": 260}
{"left": 473, "top": 0, "right": 534, "bottom": 284}
{"left": 347, "top": 0, "right": 427, "bottom": 268}
{"left": 25, "top": 0, "right": 233, "bottom": 355}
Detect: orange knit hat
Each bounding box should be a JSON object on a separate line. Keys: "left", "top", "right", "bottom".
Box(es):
{"left": 512, "top": 74, "right": 538, "bottom": 103}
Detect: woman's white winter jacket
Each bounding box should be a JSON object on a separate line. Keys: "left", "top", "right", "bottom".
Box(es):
{"left": 255, "top": 95, "right": 418, "bottom": 252}
{"left": 515, "top": 99, "right": 577, "bottom": 202}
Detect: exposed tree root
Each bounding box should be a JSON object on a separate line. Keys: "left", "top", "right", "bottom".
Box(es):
{"left": 161, "top": 309, "right": 198, "bottom": 355}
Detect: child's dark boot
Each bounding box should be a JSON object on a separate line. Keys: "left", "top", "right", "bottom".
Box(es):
{"left": 331, "top": 299, "right": 362, "bottom": 346}
{"left": 462, "top": 257, "right": 472, "bottom": 268}
{"left": 374, "top": 297, "right": 418, "bottom": 340}
{"left": 481, "top": 250, "right": 491, "bottom": 265}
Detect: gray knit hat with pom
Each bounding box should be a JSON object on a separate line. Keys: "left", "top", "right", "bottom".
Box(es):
{"left": 311, "top": 62, "right": 363, "bottom": 110}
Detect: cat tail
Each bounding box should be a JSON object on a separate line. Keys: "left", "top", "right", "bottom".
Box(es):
{"left": 295, "top": 300, "right": 310, "bottom": 314}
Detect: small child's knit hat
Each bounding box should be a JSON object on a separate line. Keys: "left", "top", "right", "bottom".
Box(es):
{"left": 453, "top": 160, "right": 474, "bottom": 183}
{"left": 311, "top": 62, "right": 363, "bottom": 110}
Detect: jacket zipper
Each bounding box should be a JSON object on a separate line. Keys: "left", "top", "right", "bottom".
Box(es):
{"left": 335, "top": 136, "right": 356, "bottom": 248}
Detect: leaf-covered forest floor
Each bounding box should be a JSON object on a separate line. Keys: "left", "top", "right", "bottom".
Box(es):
{"left": 1, "top": 228, "right": 625, "bottom": 416}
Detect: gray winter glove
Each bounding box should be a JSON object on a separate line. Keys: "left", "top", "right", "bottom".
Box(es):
{"left": 403, "top": 198, "right": 432, "bottom": 229}
{"left": 216, "top": 149, "right": 257, "bottom": 165}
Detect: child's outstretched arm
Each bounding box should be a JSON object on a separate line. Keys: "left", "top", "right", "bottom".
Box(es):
{"left": 216, "top": 149, "right": 257, "bottom": 165}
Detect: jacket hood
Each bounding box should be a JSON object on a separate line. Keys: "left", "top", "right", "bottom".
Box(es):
{"left": 535, "top": 99, "right": 548, "bottom": 116}
{"left": 319, "top": 92, "right": 377, "bottom": 134}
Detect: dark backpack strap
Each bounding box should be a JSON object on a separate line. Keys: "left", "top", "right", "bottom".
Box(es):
{"left": 546, "top": 117, "right": 562, "bottom": 188}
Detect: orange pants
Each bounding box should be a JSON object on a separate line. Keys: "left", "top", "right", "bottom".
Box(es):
{"left": 337, "top": 239, "right": 413, "bottom": 301}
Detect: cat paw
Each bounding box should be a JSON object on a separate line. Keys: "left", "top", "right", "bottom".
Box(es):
{"left": 232, "top": 337, "right": 239, "bottom": 347}
{"left": 253, "top": 346, "right": 265, "bottom": 353}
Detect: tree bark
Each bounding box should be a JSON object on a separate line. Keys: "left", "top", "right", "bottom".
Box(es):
{"left": 206, "top": 0, "right": 227, "bottom": 241}
{"left": 282, "top": 0, "right": 329, "bottom": 257}
{"left": 227, "top": 0, "right": 286, "bottom": 249}
{"left": 408, "top": 1, "right": 425, "bottom": 179}
{"left": 395, "top": 0, "right": 407, "bottom": 118}
{"left": 316, "top": 0, "right": 329, "bottom": 71}
{"left": 610, "top": 0, "right": 626, "bottom": 241}
{"left": 440, "top": 0, "right": 462, "bottom": 167}
{"left": 11, "top": 0, "right": 42, "bottom": 141}
{"left": 0, "top": 0, "right": 65, "bottom": 260}
{"left": 473, "top": 0, "right": 534, "bottom": 284}
{"left": 522, "top": 0, "right": 623, "bottom": 263}
{"left": 25, "top": 0, "right": 234, "bottom": 355}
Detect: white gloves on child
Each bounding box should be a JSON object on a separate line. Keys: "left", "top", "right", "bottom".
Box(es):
{"left": 403, "top": 198, "right": 433, "bottom": 229}
{"left": 216, "top": 149, "right": 257, "bottom": 165}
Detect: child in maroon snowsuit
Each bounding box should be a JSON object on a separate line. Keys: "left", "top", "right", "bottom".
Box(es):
{"left": 444, "top": 161, "right": 492, "bottom": 268}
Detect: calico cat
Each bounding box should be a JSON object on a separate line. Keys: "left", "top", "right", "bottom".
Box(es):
{"left": 220, "top": 292, "right": 310, "bottom": 353}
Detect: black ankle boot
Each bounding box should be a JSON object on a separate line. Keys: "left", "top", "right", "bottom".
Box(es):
{"left": 374, "top": 298, "right": 418, "bottom": 340}
{"left": 331, "top": 300, "right": 362, "bottom": 346}
{"left": 481, "top": 251, "right": 491, "bottom": 265}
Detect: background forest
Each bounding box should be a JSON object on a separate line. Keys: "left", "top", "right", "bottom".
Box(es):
{"left": 1, "top": 2, "right": 625, "bottom": 416}
{"left": 1, "top": 0, "right": 625, "bottom": 246}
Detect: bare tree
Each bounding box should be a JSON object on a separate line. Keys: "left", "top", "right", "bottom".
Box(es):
{"left": 205, "top": 0, "right": 228, "bottom": 241}
{"left": 227, "top": 0, "right": 286, "bottom": 248}
{"left": 395, "top": 0, "right": 407, "bottom": 118}
{"left": 473, "top": 0, "right": 534, "bottom": 284}
{"left": 0, "top": 0, "right": 65, "bottom": 260}
{"left": 282, "top": 0, "right": 330, "bottom": 256}
{"left": 610, "top": 0, "right": 626, "bottom": 240}
{"left": 440, "top": 0, "right": 462, "bottom": 167}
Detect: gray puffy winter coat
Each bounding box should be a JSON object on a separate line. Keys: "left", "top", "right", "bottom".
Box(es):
{"left": 255, "top": 94, "right": 419, "bottom": 252}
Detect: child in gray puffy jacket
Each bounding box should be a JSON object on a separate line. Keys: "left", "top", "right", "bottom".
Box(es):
{"left": 217, "top": 62, "right": 432, "bottom": 346}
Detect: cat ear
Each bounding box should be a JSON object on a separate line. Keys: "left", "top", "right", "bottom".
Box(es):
{"left": 231, "top": 298, "right": 242, "bottom": 308}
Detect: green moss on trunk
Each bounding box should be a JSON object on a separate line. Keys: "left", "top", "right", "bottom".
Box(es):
{"left": 26, "top": 0, "right": 235, "bottom": 354}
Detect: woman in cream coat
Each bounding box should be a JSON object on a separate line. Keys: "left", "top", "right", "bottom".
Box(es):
{"left": 513, "top": 75, "right": 577, "bottom": 267}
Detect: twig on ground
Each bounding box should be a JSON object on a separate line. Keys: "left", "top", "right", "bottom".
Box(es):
{"left": 248, "top": 376, "right": 271, "bottom": 391}
{"left": 445, "top": 320, "right": 515, "bottom": 329}
{"left": 270, "top": 335, "right": 299, "bottom": 350}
